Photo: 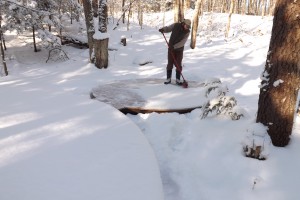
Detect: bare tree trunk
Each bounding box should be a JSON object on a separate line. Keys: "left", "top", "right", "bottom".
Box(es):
{"left": 70, "top": 5, "right": 73, "bottom": 24}
{"left": 92, "top": 0, "right": 98, "bottom": 17}
{"left": 122, "top": 0, "right": 126, "bottom": 23}
{"left": 174, "top": 0, "right": 184, "bottom": 22}
{"left": 0, "top": 15, "right": 6, "bottom": 50}
{"left": 256, "top": 0, "right": 300, "bottom": 147}
{"left": 32, "top": 26, "right": 38, "bottom": 52}
{"left": 0, "top": 29, "right": 8, "bottom": 76}
{"left": 208, "top": 0, "right": 214, "bottom": 12}
{"left": 207, "top": 0, "right": 210, "bottom": 11}
{"left": 268, "top": 0, "right": 276, "bottom": 15}
{"left": 180, "top": 0, "right": 184, "bottom": 20}
{"left": 126, "top": 0, "right": 133, "bottom": 31}
{"left": 261, "top": 0, "right": 266, "bottom": 17}
{"left": 235, "top": 0, "right": 239, "bottom": 13}
{"left": 58, "top": 1, "right": 63, "bottom": 38}
{"left": 190, "top": 0, "right": 203, "bottom": 49}
{"left": 82, "top": 0, "right": 95, "bottom": 63}
{"left": 242, "top": 0, "right": 246, "bottom": 14}
{"left": 137, "top": 0, "right": 143, "bottom": 29}
{"left": 221, "top": 0, "right": 226, "bottom": 13}
{"left": 225, "top": 0, "right": 234, "bottom": 38}
{"left": 247, "top": 0, "right": 251, "bottom": 14}
{"left": 48, "top": 15, "right": 52, "bottom": 32}
{"left": 94, "top": 0, "right": 108, "bottom": 69}
{"left": 185, "top": 0, "right": 191, "bottom": 10}
{"left": 162, "top": 0, "right": 166, "bottom": 26}
{"left": 108, "top": 0, "right": 115, "bottom": 24}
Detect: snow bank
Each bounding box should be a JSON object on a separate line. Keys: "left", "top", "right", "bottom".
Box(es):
{"left": 0, "top": 75, "right": 164, "bottom": 200}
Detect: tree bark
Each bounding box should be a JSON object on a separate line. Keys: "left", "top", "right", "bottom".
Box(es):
{"left": 82, "top": 0, "right": 95, "bottom": 63}
{"left": 261, "top": 0, "right": 267, "bottom": 17}
{"left": 0, "top": 31, "right": 8, "bottom": 76}
{"left": 94, "top": 0, "right": 108, "bottom": 69}
{"left": 126, "top": 0, "right": 133, "bottom": 30}
{"left": 174, "top": 0, "right": 184, "bottom": 22}
{"left": 92, "top": 0, "right": 98, "bottom": 17}
{"left": 256, "top": 0, "right": 300, "bottom": 147}
{"left": 242, "top": 0, "right": 246, "bottom": 14}
{"left": 185, "top": 0, "right": 191, "bottom": 10}
{"left": 268, "top": 0, "right": 275, "bottom": 15}
{"left": 190, "top": 0, "right": 202, "bottom": 49}
{"left": 225, "top": 0, "right": 235, "bottom": 38}
{"left": 0, "top": 14, "right": 6, "bottom": 51}
{"left": 94, "top": 38, "right": 108, "bottom": 68}
{"left": 137, "top": 0, "right": 143, "bottom": 29}
{"left": 32, "top": 26, "right": 38, "bottom": 52}
{"left": 122, "top": 0, "right": 126, "bottom": 23}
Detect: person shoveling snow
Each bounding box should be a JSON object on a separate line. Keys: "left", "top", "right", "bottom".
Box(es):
{"left": 159, "top": 19, "right": 191, "bottom": 88}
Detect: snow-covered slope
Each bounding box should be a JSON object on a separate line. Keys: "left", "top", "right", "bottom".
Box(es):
{"left": 0, "top": 72, "right": 164, "bottom": 200}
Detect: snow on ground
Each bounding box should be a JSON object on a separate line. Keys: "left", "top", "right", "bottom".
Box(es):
{"left": 1, "top": 11, "right": 300, "bottom": 200}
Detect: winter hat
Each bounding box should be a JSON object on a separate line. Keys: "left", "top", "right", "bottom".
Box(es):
{"left": 183, "top": 19, "right": 191, "bottom": 28}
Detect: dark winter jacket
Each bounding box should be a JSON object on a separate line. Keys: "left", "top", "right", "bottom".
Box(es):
{"left": 162, "top": 22, "right": 190, "bottom": 51}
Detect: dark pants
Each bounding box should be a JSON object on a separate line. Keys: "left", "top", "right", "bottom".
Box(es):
{"left": 167, "top": 49, "right": 183, "bottom": 72}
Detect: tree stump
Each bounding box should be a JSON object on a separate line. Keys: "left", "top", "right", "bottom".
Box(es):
{"left": 121, "top": 37, "right": 126, "bottom": 46}
{"left": 244, "top": 145, "right": 265, "bottom": 160}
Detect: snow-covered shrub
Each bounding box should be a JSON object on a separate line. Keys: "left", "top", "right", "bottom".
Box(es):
{"left": 201, "top": 79, "right": 244, "bottom": 120}
{"left": 38, "top": 29, "right": 61, "bottom": 49}
{"left": 242, "top": 123, "right": 271, "bottom": 160}
{"left": 201, "top": 96, "right": 244, "bottom": 120}
{"left": 46, "top": 47, "right": 69, "bottom": 63}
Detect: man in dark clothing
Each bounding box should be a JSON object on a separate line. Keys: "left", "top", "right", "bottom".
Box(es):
{"left": 159, "top": 19, "right": 191, "bottom": 85}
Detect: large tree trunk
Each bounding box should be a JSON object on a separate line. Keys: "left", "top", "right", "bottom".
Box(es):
{"left": 94, "top": 0, "right": 108, "bottom": 69}
{"left": 190, "top": 0, "right": 203, "bottom": 49}
{"left": 82, "top": 0, "right": 95, "bottom": 63}
{"left": 94, "top": 39, "right": 108, "bottom": 68}
{"left": 256, "top": 0, "right": 300, "bottom": 147}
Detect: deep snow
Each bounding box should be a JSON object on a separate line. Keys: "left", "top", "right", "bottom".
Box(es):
{"left": 1, "top": 11, "right": 300, "bottom": 200}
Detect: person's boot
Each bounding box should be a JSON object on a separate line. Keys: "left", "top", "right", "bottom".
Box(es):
{"left": 164, "top": 70, "right": 172, "bottom": 84}
{"left": 176, "top": 70, "right": 182, "bottom": 85}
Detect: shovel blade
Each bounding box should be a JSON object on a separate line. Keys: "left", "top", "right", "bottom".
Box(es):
{"left": 182, "top": 81, "right": 188, "bottom": 88}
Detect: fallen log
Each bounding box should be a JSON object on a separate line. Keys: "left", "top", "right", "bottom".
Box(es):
{"left": 60, "top": 35, "right": 89, "bottom": 49}
{"left": 119, "top": 106, "right": 202, "bottom": 115}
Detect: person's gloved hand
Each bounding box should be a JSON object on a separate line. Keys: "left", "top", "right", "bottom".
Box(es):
{"left": 159, "top": 28, "right": 164, "bottom": 33}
